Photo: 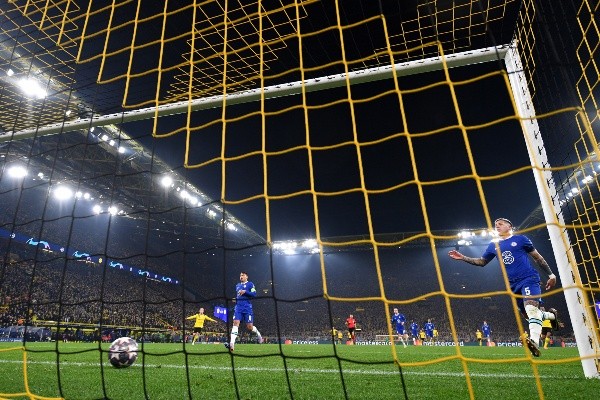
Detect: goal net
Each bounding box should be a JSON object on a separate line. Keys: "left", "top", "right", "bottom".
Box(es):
{"left": 1, "top": 0, "right": 599, "bottom": 399}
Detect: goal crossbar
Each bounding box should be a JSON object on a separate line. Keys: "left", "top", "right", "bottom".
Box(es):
{"left": 1, "top": 45, "right": 509, "bottom": 143}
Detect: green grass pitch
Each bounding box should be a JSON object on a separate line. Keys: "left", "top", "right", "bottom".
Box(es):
{"left": 1, "top": 342, "right": 599, "bottom": 399}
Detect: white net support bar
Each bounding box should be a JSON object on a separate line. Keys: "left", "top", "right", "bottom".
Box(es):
{"left": 2, "top": 45, "right": 509, "bottom": 143}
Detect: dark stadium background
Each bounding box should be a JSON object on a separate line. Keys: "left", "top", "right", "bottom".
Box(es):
{"left": 0, "top": 0, "right": 575, "bottom": 343}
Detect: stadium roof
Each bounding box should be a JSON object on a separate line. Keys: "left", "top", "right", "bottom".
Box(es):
{"left": 0, "top": 0, "right": 522, "bottom": 249}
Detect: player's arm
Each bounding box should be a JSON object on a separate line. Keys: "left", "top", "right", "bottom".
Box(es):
{"left": 238, "top": 284, "right": 257, "bottom": 297}
{"left": 205, "top": 315, "right": 217, "bottom": 323}
{"left": 528, "top": 249, "right": 557, "bottom": 290}
{"left": 185, "top": 314, "right": 197, "bottom": 320}
{"left": 448, "top": 249, "right": 490, "bottom": 266}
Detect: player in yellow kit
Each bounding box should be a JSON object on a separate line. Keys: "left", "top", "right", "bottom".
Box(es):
{"left": 476, "top": 329, "right": 483, "bottom": 346}
{"left": 186, "top": 307, "right": 217, "bottom": 345}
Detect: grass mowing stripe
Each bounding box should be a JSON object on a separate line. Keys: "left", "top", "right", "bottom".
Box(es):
{"left": 0, "top": 358, "right": 582, "bottom": 379}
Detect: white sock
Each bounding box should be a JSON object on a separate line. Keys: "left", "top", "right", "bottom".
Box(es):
{"left": 230, "top": 326, "right": 238, "bottom": 345}
{"left": 252, "top": 326, "right": 261, "bottom": 338}
{"left": 542, "top": 311, "right": 556, "bottom": 320}
{"left": 529, "top": 323, "right": 542, "bottom": 344}
{"left": 525, "top": 304, "right": 543, "bottom": 344}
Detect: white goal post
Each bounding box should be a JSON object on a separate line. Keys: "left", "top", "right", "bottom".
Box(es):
{"left": 504, "top": 43, "right": 600, "bottom": 378}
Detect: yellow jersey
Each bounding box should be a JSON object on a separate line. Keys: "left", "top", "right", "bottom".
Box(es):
{"left": 542, "top": 319, "right": 552, "bottom": 329}
{"left": 186, "top": 313, "right": 216, "bottom": 328}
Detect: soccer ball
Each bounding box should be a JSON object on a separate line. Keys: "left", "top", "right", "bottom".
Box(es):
{"left": 108, "top": 337, "right": 138, "bottom": 368}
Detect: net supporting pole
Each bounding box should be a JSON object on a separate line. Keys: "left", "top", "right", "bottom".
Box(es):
{"left": 2, "top": 45, "right": 509, "bottom": 143}
{"left": 504, "top": 43, "right": 600, "bottom": 378}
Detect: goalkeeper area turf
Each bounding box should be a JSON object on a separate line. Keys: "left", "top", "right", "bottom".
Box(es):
{"left": 1, "top": 342, "right": 598, "bottom": 399}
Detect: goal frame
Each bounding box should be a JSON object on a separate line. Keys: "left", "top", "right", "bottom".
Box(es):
{"left": 6, "top": 41, "right": 598, "bottom": 377}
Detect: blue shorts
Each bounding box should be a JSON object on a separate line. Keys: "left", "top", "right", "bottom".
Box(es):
{"left": 510, "top": 276, "right": 542, "bottom": 313}
{"left": 233, "top": 305, "right": 254, "bottom": 323}
{"left": 396, "top": 326, "right": 406, "bottom": 335}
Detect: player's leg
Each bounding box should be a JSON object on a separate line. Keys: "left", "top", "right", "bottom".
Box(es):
{"left": 246, "top": 322, "right": 263, "bottom": 343}
{"left": 225, "top": 307, "right": 242, "bottom": 352}
{"left": 545, "top": 308, "right": 559, "bottom": 330}
{"left": 396, "top": 330, "right": 402, "bottom": 346}
{"left": 543, "top": 331, "right": 550, "bottom": 349}
{"left": 226, "top": 320, "right": 240, "bottom": 351}
{"left": 523, "top": 299, "right": 543, "bottom": 357}
{"left": 515, "top": 280, "right": 543, "bottom": 357}
{"left": 246, "top": 313, "right": 263, "bottom": 343}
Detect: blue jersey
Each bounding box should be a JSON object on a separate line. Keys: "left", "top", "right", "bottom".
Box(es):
{"left": 424, "top": 322, "right": 434, "bottom": 336}
{"left": 233, "top": 280, "right": 258, "bottom": 323}
{"left": 391, "top": 313, "right": 406, "bottom": 334}
{"left": 235, "top": 281, "right": 257, "bottom": 307}
{"left": 410, "top": 322, "right": 419, "bottom": 336}
{"left": 482, "top": 235, "right": 540, "bottom": 284}
{"left": 482, "top": 323, "right": 491, "bottom": 337}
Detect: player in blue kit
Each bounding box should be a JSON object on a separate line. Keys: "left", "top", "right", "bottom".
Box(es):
{"left": 481, "top": 321, "right": 492, "bottom": 345}
{"left": 410, "top": 321, "right": 419, "bottom": 344}
{"left": 224, "top": 272, "right": 263, "bottom": 352}
{"left": 448, "top": 218, "right": 558, "bottom": 357}
{"left": 424, "top": 319, "right": 435, "bottom": 343}
{"left": 391, "top": 308, "right": 408, "bottom": 347}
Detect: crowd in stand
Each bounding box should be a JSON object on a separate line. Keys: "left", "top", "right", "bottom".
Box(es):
{"left": 1, "top": 237, "right": 573, "bottom": 345}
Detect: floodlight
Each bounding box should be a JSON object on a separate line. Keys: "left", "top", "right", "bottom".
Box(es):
{"left": 7, "top": 165, "right": 27, "bottom": 178}
{"left": 83, "top": 192, "right": 91, "bottom": 200}
{"left": 118, "top": 147, "right": 125, "bottom": 153}
{"left": 108, "top": 206, "right": 118, "bottom": 215}
{"left": 75, "top": 191, "right": 83, "bottom": 199}
{"left": 92, "top": 205, "right": 102, "bottom": 214}
{"left": 161, "top": 176, "right": 173, "bottom": 187}
{"left": 302, "top": 239, "right": 317, "bottom": 248}
{"left": 53, "top": 185, "right": 73, "bottom": 200}
{"left": 180, "top": 190, "right": 189, "bottom": 199}
{"left": 274, "top": 241, "right": 297, "bottom": 250}
{"left": 7, "top": 69, "right": 14, "bottom": 76}
{"left": 18, "top": 78, "right": 47, "bottom": 99}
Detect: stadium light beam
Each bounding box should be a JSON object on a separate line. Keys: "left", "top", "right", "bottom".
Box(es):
{"left": 53, "top": 185, "right": 73, "bottom": 200}
{"left": 7, "top": 165, "right": 27, "bottom": 178}
{"left": 17, "top": 77, "right": 47, "bottom": 99}
{"left": 161, "top": 176, "right": 173, "bottom": 187}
